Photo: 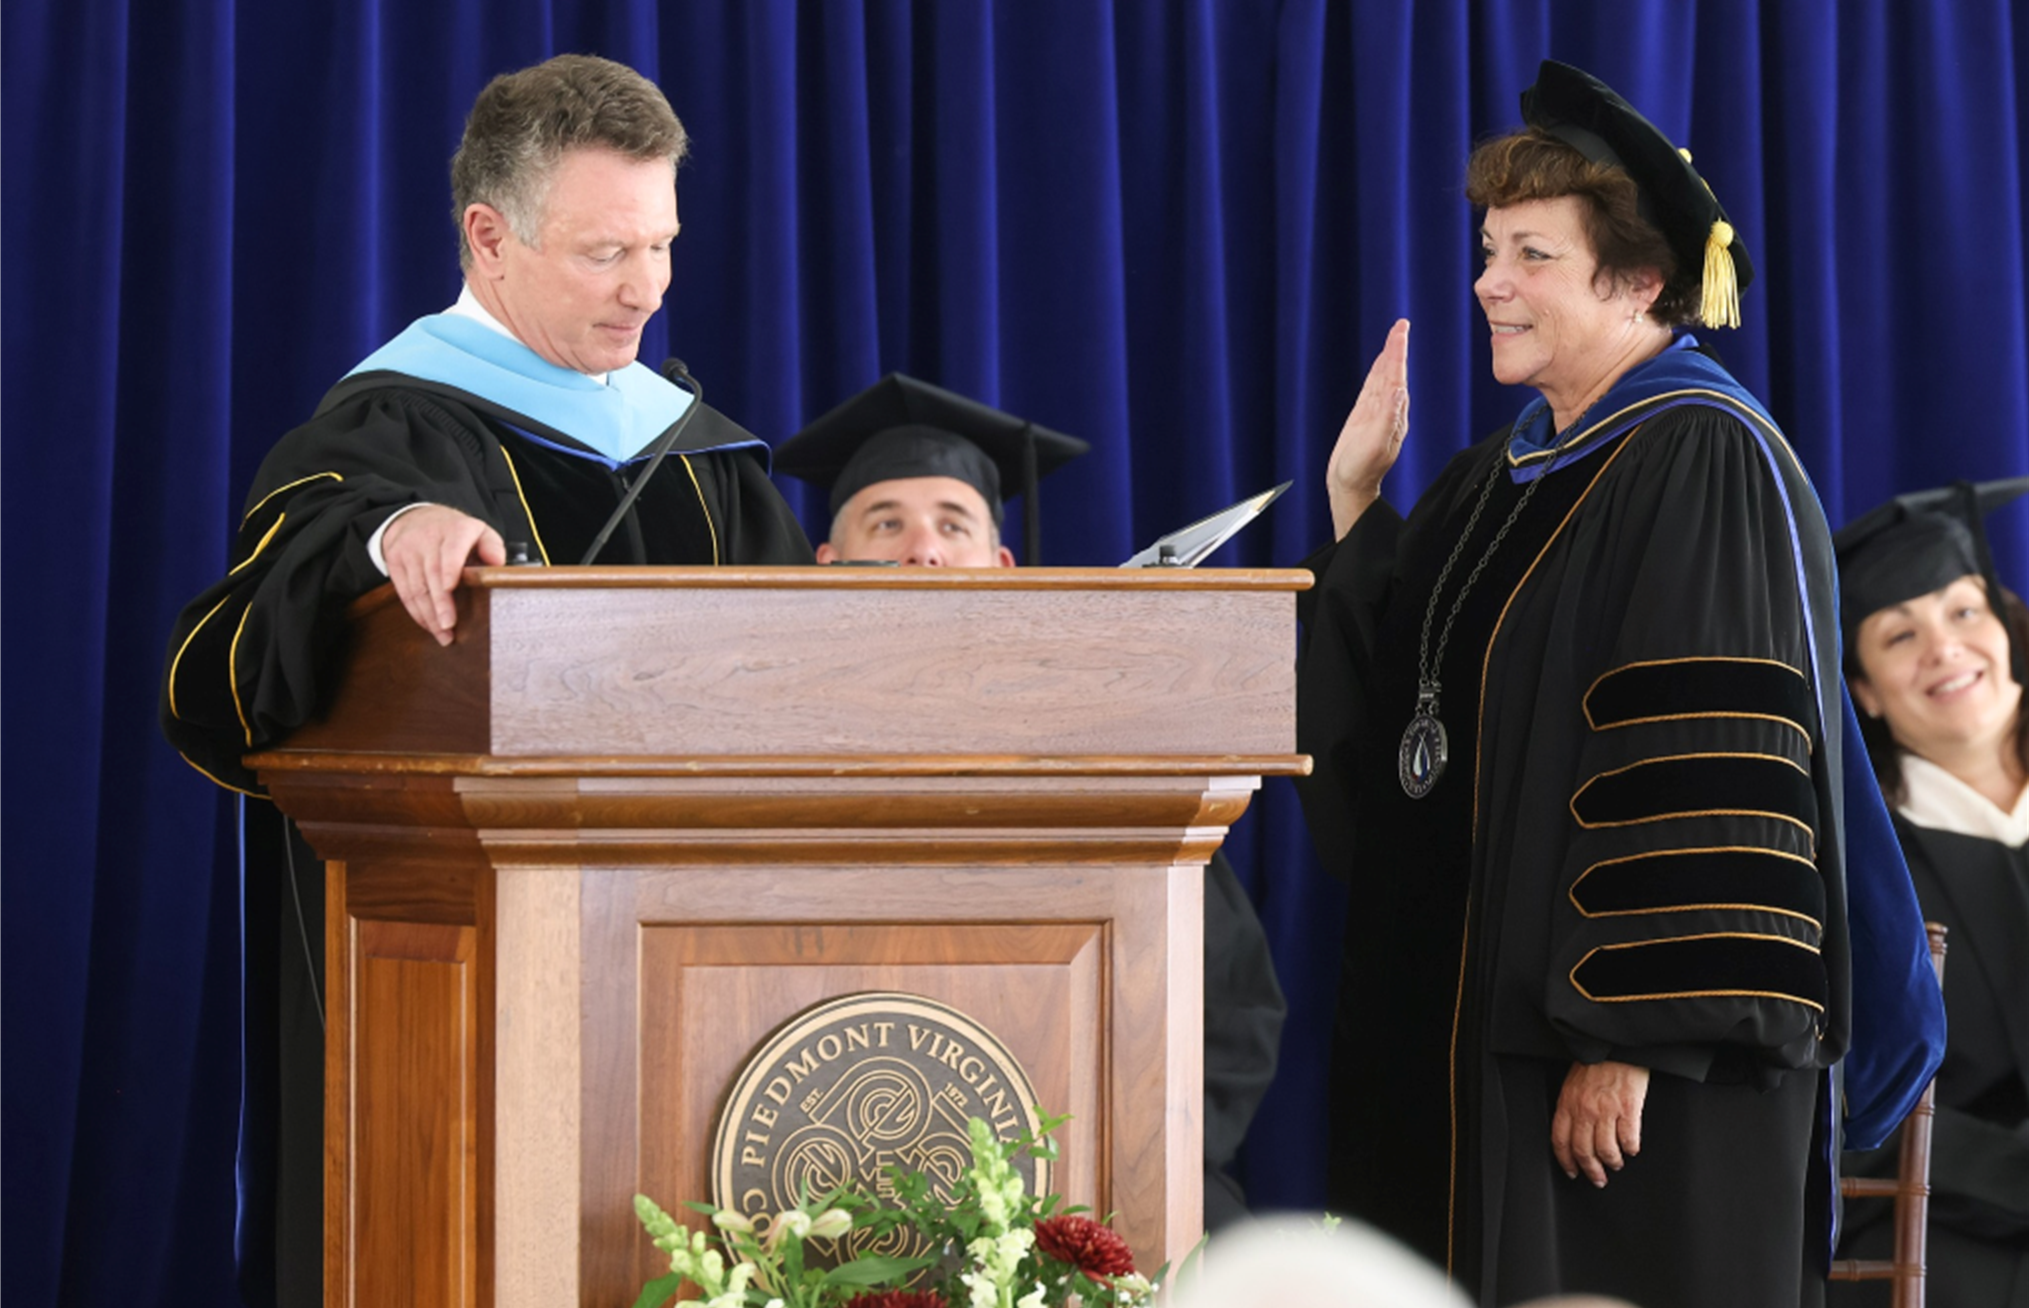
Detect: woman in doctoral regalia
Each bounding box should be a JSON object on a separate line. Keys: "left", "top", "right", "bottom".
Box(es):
{"left": 1294, "top": 61, "right": 1889, "bottom": 1306}
{"left": 1831, "top": 480, "right": 2029, "bottom": 1308}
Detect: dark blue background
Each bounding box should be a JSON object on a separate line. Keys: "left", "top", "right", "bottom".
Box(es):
{"left": 9, "top": 2, "right": 2029, "bottom": 1302}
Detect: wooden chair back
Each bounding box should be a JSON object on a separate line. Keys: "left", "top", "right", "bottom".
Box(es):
{"left": 1827, "top": 922, "right": 1948, "bottom": 1308}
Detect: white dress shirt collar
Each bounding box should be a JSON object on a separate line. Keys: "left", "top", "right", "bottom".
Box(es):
{"left": 448, "top": 284, "right": 609, "bottom": 385}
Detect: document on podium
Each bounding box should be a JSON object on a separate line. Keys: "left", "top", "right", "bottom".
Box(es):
{"left": 1120, "top": 481, "right": 1291, "bottom": 568}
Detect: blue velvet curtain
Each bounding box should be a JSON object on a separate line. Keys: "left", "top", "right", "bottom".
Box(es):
{"left": 8, "top": 2, "right": 2029, "bottom": 1303}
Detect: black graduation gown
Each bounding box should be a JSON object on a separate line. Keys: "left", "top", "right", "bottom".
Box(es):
{"left": 1296, "top": 401, "right": 1850, "bottom": 1308}
{"left": 1203, "top": 849, "right": 1288, "bottom": 1228}
{"left": 163, "top": 373, "right": 814, "bottom": 793}
{"left": 1832, "top": 817, "right": 2029, "bottom": 1308}
{"left": 158, "top": 375, "right": 811, "bottom": 1307}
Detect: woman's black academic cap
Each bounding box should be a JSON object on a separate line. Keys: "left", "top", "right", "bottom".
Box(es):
{"left": 1834, "top": 476, "right": 2029, "bottom": 656}
{"left": 1521, "top": 59, "right": 1754, "bottom": 329}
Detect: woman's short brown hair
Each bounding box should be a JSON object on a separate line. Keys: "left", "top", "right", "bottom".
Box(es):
{"left": 1464, "top": 127, "right": 1696, "bottom": 326}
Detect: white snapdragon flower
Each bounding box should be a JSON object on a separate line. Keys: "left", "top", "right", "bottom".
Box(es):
{"left": 808, "top": 1207, "right": 854, "bottom": 1241}
{"left": 711, "top": 1209, "right": 756, "bottom": 1236}
{"left": 965, "top": 1118, "right": 1027, "bottom": 1237}
{"left": 995, "top": 1228, "right": 1035, "bottom": 1270}
{"left": 960, "top": 1268, "right": 1000, "bottom": 1308}
{"left": 962, "top": 1228, "right": 1037, "bottom": 1308}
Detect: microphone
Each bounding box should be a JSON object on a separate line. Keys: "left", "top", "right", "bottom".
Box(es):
{"left": 578, "top": 358, "right": 706, "bottom": 565}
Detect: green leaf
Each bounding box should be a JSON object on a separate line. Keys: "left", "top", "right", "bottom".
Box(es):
{"left": 820, "top": 1254, "right": 939, "bottom": 1286}
{"left": 630, "top": 1271, "right": 687, "bottom": 1308}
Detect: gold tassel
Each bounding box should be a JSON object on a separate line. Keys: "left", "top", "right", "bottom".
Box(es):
{"left": 1701, "top": 219, "right": 1741, "bottom": 329}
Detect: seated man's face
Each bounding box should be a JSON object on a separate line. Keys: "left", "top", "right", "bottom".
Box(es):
{"left": 492, "top": 147, "right": 680, "bottom": 374}
{"left": 816, "top": 476, "right": 1015, "bottom": 567}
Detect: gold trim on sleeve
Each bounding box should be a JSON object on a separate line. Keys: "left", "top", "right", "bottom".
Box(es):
{"left": 166, "top": 593, "right": 236, "bottom": 721}
{"left": 174, "top": 509, "right": 292, "bottom": 722}
{"left": 1590, "top": 709, "right": 1811, "bottom": 745}
{"left": 229, "top": 513, "right": 286, "bottom": 576}
{"left": 1568, "top": 845, "right": 1824, "bottom": 929}
{"left": 242, "top": 471, "right": 341, "bottom": 524}
{"left": 228, "top": 602, "right": 256, "bottom": 747}
{"left": 1568, "top": 930, "right": 1825, "bottom": 1011}
{"left": 1581, "top": 655, "right": 1812, "bottom": 747}
{"left": 176, "top": 750, "right": 266, "bottom": 798}
{"left": 1568, "top": 751, "right": 1816, "bottom": 843}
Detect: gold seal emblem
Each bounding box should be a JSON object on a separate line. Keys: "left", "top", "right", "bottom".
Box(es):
{"left": 711, "top": 992, "right": 1048, "bottom": 1265}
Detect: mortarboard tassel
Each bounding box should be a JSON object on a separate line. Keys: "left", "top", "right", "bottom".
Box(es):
{"left": 1701, "top": 219, "right": 1742, "bottom": 330}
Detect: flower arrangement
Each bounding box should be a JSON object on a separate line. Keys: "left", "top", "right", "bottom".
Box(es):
{"left": 634, "top": 1114, "right": 1174, "bottom": 1308}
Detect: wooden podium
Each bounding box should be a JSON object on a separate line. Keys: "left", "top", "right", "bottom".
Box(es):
{"left": 251, "top": 566, "right": 1307, "bottom": 1308}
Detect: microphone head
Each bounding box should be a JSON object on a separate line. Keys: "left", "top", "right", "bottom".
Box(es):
{"left": 658, "top": 357, "right": 701, "bottom": 403}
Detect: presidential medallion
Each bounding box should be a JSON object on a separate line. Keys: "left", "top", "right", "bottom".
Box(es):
{"left": 1399, "top": 706, "right": 1447, "bottom": 798}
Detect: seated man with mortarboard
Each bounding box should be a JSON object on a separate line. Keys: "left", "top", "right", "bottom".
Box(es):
{"left": 781, "top": 372, "right": 1084, "bottom": 569}
{"left": 777, "top": 374, "right": 1289, "bottom": 1229}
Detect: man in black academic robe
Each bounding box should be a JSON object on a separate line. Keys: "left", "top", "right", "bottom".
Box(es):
{"left": 775, "top": 374, "right": 1290, "bottom": 1228}
{"left": 159, "top": 55, "right": 809, "bottom": 1308}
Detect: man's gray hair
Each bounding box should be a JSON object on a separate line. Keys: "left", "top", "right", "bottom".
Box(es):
{"left": 449, "top": 53, "right": 688, "bottom": 268}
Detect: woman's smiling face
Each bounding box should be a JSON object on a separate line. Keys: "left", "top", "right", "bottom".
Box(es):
{"left": 1474, "top": 196, "right": 1652, "bottom": 417}
{"left": 1852, "top": 574, "right": 2024, "bottom": 764}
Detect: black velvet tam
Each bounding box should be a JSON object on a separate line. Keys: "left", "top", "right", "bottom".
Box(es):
{"left": 1522, "top": 59, "right": 1755, "bottom": 301}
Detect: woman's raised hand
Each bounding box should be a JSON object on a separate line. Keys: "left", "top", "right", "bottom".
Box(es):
{"left": 1325, "top": 318, "right": 1411, "bottom": 539}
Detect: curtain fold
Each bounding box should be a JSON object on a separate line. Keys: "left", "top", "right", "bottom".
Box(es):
{"left": 10, "top": 3, "right": 2029, "bottom": 1302}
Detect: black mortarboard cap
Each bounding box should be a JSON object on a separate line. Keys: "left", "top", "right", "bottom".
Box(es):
{"left": 1834, "top": 476, "right": 2029, "bottom": 675}
{"left": 1521, "top": 60, "right": 1754, "bottom": 330}
{"left": 776, "top": 373, "right": 1090, "bottom": 565}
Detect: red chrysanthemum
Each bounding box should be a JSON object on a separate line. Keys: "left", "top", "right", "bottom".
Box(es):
{"left": 1034, "top": 1214, "right": 1136, "bottom": 1281}
{"left": 843, "top": 1291, "right": 946, "bottom": 1308}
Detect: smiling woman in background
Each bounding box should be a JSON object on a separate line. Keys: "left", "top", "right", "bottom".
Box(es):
{"left": 1832, "top": 480, "right": 2029, "bottom": 1308}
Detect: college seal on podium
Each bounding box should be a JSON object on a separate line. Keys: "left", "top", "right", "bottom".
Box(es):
{"left": 710, "top": 992, "right": 1047, "bottom": 1267}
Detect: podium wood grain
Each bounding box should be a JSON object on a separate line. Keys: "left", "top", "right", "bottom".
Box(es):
{"left": 259, "top": 567, "right": 1306, "bottom": 1308}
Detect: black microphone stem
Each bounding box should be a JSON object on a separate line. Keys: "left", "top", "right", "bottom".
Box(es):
{"left": 579, "top": 359, "right": 704, "bottom": 566}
